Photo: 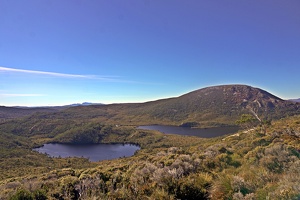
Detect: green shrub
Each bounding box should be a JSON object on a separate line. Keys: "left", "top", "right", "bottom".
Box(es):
{"left": 10, "top": 189, "right": 33, "bottom": 200}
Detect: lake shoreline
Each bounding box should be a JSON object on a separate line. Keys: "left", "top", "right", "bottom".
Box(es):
{"left": 33, "top": 143, "right": 140, "bottom": 162}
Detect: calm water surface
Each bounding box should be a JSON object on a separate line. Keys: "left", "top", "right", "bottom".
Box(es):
{"left": 34, "top": 143, "right": 140, "bottom": 162}
{"left": 138, "top": 125, "right": 239, "bottom": 138}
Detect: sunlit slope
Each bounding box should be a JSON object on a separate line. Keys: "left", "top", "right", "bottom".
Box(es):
{"left": 1, "top": 114, "right": 300, "bottom": 199}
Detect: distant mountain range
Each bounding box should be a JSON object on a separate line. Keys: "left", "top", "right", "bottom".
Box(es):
{"left": 66, "top": 102, "right": 104, "bottom": 107}
{"left": 1, "top": 85, "right": 299, "bottom": 126}
{"left": 289, "top": 98, "right": 300, "bottom": 103}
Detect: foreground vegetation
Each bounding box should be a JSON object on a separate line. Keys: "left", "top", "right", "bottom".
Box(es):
{"left": 0, "top": 114, "right": 300, "bottom": 199}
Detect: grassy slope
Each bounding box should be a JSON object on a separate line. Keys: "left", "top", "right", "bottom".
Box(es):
{"left": 0, "top": 115, "right": 299, "bottom": 199}
{"left": 0, "top": 85, "right": 300, "bottom": 199}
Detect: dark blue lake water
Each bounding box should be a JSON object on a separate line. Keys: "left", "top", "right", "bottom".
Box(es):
{"left": 34, "top": 143, "right": 140, "bottom": 162}
{"left": 138, "top": 125, "right": 239, "bottom": 138}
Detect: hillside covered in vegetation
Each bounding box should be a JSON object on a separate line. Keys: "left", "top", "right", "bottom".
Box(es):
{"left": 0, "top": 84, "right": 300, "bottom": 199}
{"left": 0, "top": 114, "right": 299, "bottom": 199}
{"left": 2, "top": 85, "right": 299, "bottom": 128}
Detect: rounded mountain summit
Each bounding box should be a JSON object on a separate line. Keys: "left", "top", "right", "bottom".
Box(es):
{"left": 56, "top": 84, "right": 300, "bottom": 127}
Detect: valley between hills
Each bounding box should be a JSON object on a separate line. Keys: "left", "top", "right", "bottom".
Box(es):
{"left": 0, "top": 84, "right": 300, "bottom": 199}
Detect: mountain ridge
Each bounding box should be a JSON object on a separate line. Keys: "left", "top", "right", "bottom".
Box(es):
{"left": 1, "top": 86, "right": 300, "bottom": 199}
{"left": 289, "top": 98, "right": 300, "bottom": 102}
{"left": 66, "top": 102, "right": 104, "bottom": 107}
{"left": 31, "top": 84, "right": 299, "bottom": 127}
{"left": 1, "top": 84, "right": 299, "bottom": 126}
{"left": 123, "top": 84, "right": 297, "bottom": 126}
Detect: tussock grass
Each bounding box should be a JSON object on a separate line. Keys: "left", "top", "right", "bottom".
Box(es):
{"left": 0, "top": 115, "right": 300, "bottom": 199}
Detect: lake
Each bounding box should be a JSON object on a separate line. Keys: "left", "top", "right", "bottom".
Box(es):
{"left": 137, "top": 125, "right": 239, "bottom": 138}
{"left": 34, "top": 143, "right": 140, "bottom": 162}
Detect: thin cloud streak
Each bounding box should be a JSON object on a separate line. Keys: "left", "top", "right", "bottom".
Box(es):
{"left": 0, "top": 66, "right": 161, "bottom": 84}
{"left": 0, "top": 66, "right": 118, "bottom": 81}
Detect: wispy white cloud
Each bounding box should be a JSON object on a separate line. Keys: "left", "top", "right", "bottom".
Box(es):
{"left": 0, "top": 66, "right": 118, "bottom": 81}
{"left": 0, "top": 66, "right": 161, "bottom": 84}
{"left": 0, "top": 93, "right": 45, "bottom": 97}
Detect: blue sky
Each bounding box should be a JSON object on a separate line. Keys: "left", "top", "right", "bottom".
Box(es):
{"left": 0, "top": 0, "right": 299, "bottom": 106}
